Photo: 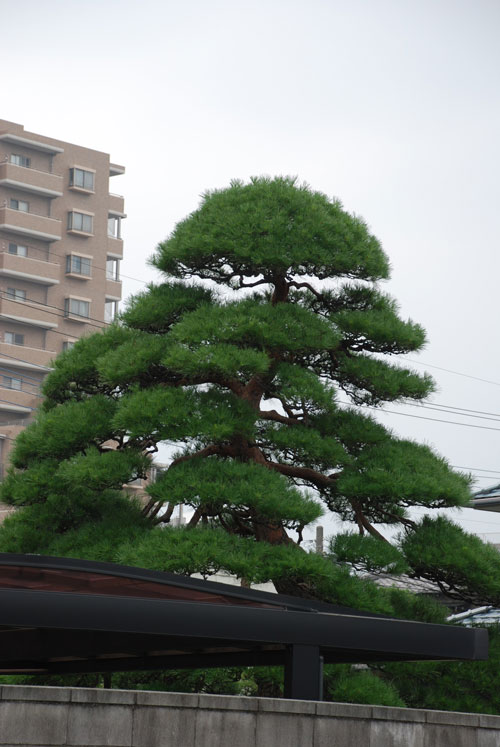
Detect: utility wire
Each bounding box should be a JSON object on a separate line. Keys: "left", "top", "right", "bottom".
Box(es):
{"left": 339, "top": 400, "right": 500, "bottom": 433}
{"left": 402, "top": 402, "right": 500, "bottom": 424}
{"left": 419, "top": 402, "right": 500, "bottom": 419}
{"left": 372, "top": 407, "right": 500, "bottom": 433}
{"left": 452, "top": 466, "right": 500, "bottom": 475}
{"left": 402, "top": 357, "right": 500, "bottom": 388}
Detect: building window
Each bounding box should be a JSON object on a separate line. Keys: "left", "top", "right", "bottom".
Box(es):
{"left": 66, "top": 254, "right": 91, "bottom": 276}
{"left": 104, "top": 300, "right": 118, "bottom": 323}
{"left": 65, "top": 298, "right": 90, "bottom": 318}
{"left": 106, "top": 257, "right": 120, "bottom": 281}
{"left": 8, "top": 243, "right": 27, "bottom": 257}
{"left": 69, "top": 168, "right": 95, "bottom": 191}
{"left": 4, "top": 332, "right": 24, "bottom": 346}
{"left": 67, "top": 212, "right": 93, "bottom": 234}
{"left": 10, "top": 154, "right": 31, "bottom": 168}
{"left": 107, "top": 216, "right": 121, "bottom": 239}
{"left": 10, "top": 199, "right": 29, "bottom": 212}
{"left": 62, "top": 340, "right": 76, "bottom": 351}
{"left": 6, "top": 288, "right": 26, "bottom": 301}
{"left": 2, "top": 376, "right": 22, "bottom": 390}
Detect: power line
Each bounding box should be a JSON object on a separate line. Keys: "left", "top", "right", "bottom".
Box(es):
{"left": 403, "top": 402, "right": 500, "bottom": 424}
{"left": 376, "top": 408, "right": 500, "bottom": 433}
{"left": 339, "top": 400, "right": 500, "bottom": 433}
{"left": 452, "top": 465, "right": 500, "bottom": 475}
{"left": 469, "top": 475, "right": 500, "bottom": 481}
{"left": 402, "top": 357, "right": 500, "bottom": 388}
{"left": 422, "top": 402, "right": 500, "bottom": 419}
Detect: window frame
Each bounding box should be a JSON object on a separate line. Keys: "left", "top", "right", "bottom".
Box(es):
{"left": 8, "top": 243, "right": 27, "bottom": 258}
{"left": 6, "top": 288, "right": 27, "bottom": 302}
{"left": 10, "top": 198, "right": 29, "bottom": 212}
{"left": 104, "top": 299, "right": 118, "bottom": 323}
{"left": 106, "top": 257, "right": 120, "bottom": 281}
{"left": 69, "top": 167, "right": 95, "bottom": 192}
{"left": 107, "top": 216, "right": 122, "bottom": 239}
{"left": 4, "top": 332, "right": 24, "bottom": 346}
{"left": 2, "top": 375, "right": 22, "bottom": 391}
{"left": 10, "top": 154, "right": 31, "bottom": 168}
{"left": 67, "top": 211, "right": 94, "bottom": 235}
{"left": 66, "top": 253, "right": 92, "bottom": 277}
{"left": 64, "top": 297, "right": 90, "bottom": 319}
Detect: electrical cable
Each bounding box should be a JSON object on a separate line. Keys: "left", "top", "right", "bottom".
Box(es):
{"left": 451, "top": 466, "right": 500, "bottom": 475}
{"left": 422, "top": 403, "right": 500, "bottom": 418}
{"left": 400, "top": 402, "right": 500, "bottom": 424}
{"left": 338, "top": 400, "right": 500, "bottom": 433}
{"left": 402, "top": 357, "right": 500, "bottom": 388}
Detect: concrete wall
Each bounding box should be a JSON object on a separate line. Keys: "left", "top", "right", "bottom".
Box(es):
{"left": 1, "top": 684, "right": 500, "bottom": 746}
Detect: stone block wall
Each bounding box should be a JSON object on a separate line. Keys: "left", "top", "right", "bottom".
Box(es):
{"left": 0, "top": 684, "right": 500, "bottom": 746}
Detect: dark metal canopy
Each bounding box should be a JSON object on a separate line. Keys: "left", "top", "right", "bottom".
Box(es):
{"left": 0, "top": 553, "right": 488, "bottom": 701}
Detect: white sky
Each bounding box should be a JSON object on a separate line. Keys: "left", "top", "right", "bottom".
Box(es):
{"left": 2, "top": 0, "right": 500, "bottom": 542}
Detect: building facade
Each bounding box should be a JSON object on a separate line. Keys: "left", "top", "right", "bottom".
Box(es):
{"left": 0, "top": 119, "right": 125, "bottom": 495}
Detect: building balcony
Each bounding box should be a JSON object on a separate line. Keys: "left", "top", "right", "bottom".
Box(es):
{"left": 107, "top": 236, "right": 123, "bottom": 258}
{"left": 109, "top": 163, "right": 125, "bottom": 177}
{"left": 0, "top": 384, "right": 37, "bottom": 414}
{"left": 0, "top": 342, "right": 55, "bottom": 370}
{"left": 0, "top": 295, "right": 58, "bottom": 330}
{"left": 105, "top": 278, "right": 122, "bottom": 299}
{"left": 0, "top": 250, "right": 60, "bottom": 286}
{"left": 0, "top": 161, "right": 63, "bottom": 198}
{"left": 0, "top": 207, "right": 61, "bottom": 242}
{"left": 0, "top": 132, "right": 64, "bottom": 155}
{"left": 108, "top": 193, "right": 125, "bottom": 215}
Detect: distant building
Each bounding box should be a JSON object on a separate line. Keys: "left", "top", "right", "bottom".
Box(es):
{"left": 0, "top": 119, "right": 125, "bottom": 484}
{"left": 470, "top": 483, "right": 500, "bottom": 513}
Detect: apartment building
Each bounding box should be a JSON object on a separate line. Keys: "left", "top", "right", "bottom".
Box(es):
{"left": 0, "top": 119, "right": 125, "bottom": 490}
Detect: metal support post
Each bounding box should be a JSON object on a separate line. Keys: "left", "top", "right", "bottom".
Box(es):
{"left": 284, "top": 644, "right": 323, "bottom": 701}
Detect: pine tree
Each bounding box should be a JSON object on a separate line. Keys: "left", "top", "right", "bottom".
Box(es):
{"left": 0, "top": 177, "right": 480, "bottom": 615}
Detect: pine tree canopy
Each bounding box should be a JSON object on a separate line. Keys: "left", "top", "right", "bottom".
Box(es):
{"left": 0, "top": 176, "right": 484, "bottom": 615}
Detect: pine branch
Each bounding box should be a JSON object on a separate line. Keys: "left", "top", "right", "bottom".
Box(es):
{"left": 350, "top": 499, "right": 390, "bottom": 543}
{"left": 237, "top": 276, "right": 269, "bottom": 289}
{"left": 259, "top": 409, "right": 301, "bottom": 425}
{"left": 289, "top": 280, "right": 324, "bottom": 299}
{"left": 187, "top": 507, "right": 203, "bottom": 527}
{"left": 169, "top": 444, "right": 221, "bottom": 469}
{"left": 153, "top": 502, "right": 176, "bottom": 525}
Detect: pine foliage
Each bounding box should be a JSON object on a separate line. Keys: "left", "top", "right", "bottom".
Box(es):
{"left": 0, "top": 176, "right": 495, "bottom": 710}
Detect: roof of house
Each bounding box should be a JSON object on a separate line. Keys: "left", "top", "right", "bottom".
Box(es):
{"left": 0, "top": 553, "right": 488, "bottom": 699}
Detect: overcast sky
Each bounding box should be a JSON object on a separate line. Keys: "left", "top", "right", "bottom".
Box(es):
{"left": 3, "top": 0, "right": 500, "bottom": 542}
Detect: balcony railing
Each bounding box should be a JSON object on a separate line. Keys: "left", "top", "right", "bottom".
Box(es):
{"left": 0, "top": 207, "right": 61, "bottom": 242}
{"left": 0, "top": 155, "right": 60, "bottom": 175}
{"left": 0, "top": 342, "right": 55, "bottom": 368}
{"left": 108, "top": 193, "right": 125, "bottom": 216}
{"left": 0, "top": 159, "right": 63, "bottom": 198}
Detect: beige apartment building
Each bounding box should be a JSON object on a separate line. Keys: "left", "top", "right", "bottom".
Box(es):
{"left": 0, "top": 119, "right": 125, "bottom": 510}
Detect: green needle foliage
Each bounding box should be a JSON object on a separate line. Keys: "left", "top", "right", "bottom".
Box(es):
{"left": 0, "top": 175, "right": 495, "bottom": 710}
